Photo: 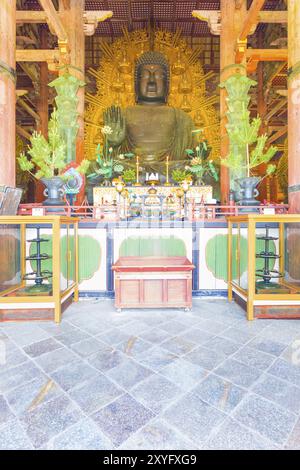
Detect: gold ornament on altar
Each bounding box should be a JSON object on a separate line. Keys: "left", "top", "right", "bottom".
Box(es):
{"left": 85, "top": 29, "right": 219, "bottom": 169}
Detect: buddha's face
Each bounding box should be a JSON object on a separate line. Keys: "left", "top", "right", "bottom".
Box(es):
{"left": 138, "top": 64, "right": 167, "bottom": 104}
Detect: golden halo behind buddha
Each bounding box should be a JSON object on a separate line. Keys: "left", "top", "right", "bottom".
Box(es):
{"left": 85, "top": 29, "right": 220, "bottom": 163}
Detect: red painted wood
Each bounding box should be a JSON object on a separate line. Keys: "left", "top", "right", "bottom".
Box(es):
{"left": 112, "top": 256, "right": 194, "bottom": 310}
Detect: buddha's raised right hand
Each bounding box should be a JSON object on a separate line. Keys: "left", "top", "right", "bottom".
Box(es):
{"left": 103, "top": 105, "right": 126, "bottom": 147}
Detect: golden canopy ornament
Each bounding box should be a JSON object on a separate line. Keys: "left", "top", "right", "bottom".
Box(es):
{"left": 84, "top": 28, "right": 220, "bottom": 162}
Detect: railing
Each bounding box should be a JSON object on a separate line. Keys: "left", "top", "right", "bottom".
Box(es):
{"left": 18, "top": 201, "right": 289, "bottom": 221}
{"left": 189, "top": 202, "right": 289, "bottom": 221}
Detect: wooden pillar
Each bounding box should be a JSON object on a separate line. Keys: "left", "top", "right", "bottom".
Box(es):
{"left": 257, "top": 31, "right": 267, "bottom": 129}
{"left": 0, "top": 0, "right": 16, "bottom": 187}
{"left": 35, "top": 27, "right": 49, "bottom": 203}
{"left": 220, "top": 0, "right": 247, "bottom": 204}
{"left": 59, "top": 0, "right": 85, "bottom": 164}
{"left": 288, "top": 0, "right": 300, "bottom": 213}
{"left": 37, "top": 27, "right": 49, "bottom": 138}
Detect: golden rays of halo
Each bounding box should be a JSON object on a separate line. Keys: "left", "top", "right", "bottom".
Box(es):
{"left": 85, "top": 28, "right": 220, "bottom": 161}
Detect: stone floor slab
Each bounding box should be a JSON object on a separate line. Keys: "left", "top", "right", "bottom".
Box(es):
{"left": 47, "top": 417, "right": 114, "bottom": 450}
{"left": 214, "top": 358, "right": 262, "bottom": 388}
{"left": 137, "top": 345, "right": 178, "bottom": 372}
{"left": 252, "top": 373, "right": 300, "bottom": 414}
{"left": 163, "top": 392, "right": 226, "bottom": 446}
{"left": 0, "top": 395, "right": 15, "bottom": 426}
{"left": 220, "top": 327, "right": 257, "bottom": 345}
{"left": 160, "top": 336, "right": 197, "bottom": 356}
{"left": 285, "top": 417, "right": 300, "bottom": 450}
{"left": 5, "top": 376, "right": 62, "bottom": 416}
{"left": 34, "top": 347, "right": 79, "bottom": 374}
{"left": 107, "top": 357, "right": 154, "bottom": 390}
{"left": 55, "top": 329, "right": 92, "bottom": 347}
{"left": 158, "top": 321, "right": 190, "bottom": 335}
{"left": 232, "top": 346, "right": 275, "bottom": 371}
{"left": 159, "top": 358, "right": 208, "bottom": 391}
{"left": 69, "top": 337, "right": 108, "bottom": 358}
{"left": 91, "top": 394, "right": 154, "bottom": 447}
{"left": 0, "top": 419, "right": 34, "bottom": 450}
{"left": 19, "top": 395, "right": 83, "bottom": 448}
{"left": 192, "top": 373, "right": 246, "bottom": 413}
{"left": 23, "top": 337, "right": 62, "bottom": 358}
{"left": 184, "top": 346, "right": 227, "bottom": 370}
{"left": 87, "top": 347, "right": 125, "bottom": 373}
{"left": 204, "top": 417, "right": 279, "bottom": 450}
{"left": 116, "top": 337, "right": 153, "bottom": 359}
{"left": 202, "top": 335, "right": 241, "bottom": 356}
{"left": 178, "top": 328, "right": 215, "bottom": 346}
{"left": 131, "top": 374, "right": 183, "bottom": 414}
{"left": 247, "top": 336, "right": 287, "bottom": 357}
{"left": 138, "top": 327, "right": 172, "bottom": 345}
{"left": 97, "top": 327, "right": 133, "bottom": 347}
{"left": 50, "top": 360, "right": 97, "bottom": 392}
{"left": 120, "top": 418, "right": 197, "bottom": 450}
{"left": 68, "top": 374, "right": 124, "bottom": 415}
{"left": 233, "top": 393, "right": 297, "bottom": 446}
{"left": 268, "top": 358, "right": 300, "bottom": 388}
{"left": 0, "top": 362, "right": 43, "bottom": 394}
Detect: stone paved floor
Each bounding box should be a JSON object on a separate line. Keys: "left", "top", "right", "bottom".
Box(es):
{"left": 1, "top": 298, "right": 300, "bottom": 450}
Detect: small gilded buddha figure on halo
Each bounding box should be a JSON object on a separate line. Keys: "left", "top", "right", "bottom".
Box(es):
{"left": 103, "top": 51, "right": 197, "bottom": 169}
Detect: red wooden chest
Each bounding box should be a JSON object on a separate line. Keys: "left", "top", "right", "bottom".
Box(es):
{"left": 112, "top": 256, "right": 195, "bottom": 311}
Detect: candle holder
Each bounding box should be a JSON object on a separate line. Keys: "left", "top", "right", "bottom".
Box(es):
{"left": 116, "top": 179, "right": 125, "bottom": 204}
{"left": 133, "top": 156, "right": 142, "bottom": 186}
{"left": 181, "top": 180, "right": 190, "bottom": 220}
{"left": 164, "top": 156, "right": 171, "bottom": 186}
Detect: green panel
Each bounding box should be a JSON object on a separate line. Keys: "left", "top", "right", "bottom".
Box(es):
{"left": 205, "top": 234, "right": 276, "bottom": 282}
{"left": 77, "top": 235, "right": 101, "bottom": 282}
{"left": 29, "top": 235, "right": 53, "bottom": 274}
{"left": 30, "top": 234, "right": 101, "bottom": 283}
{"left": 255, "top": 238, "right": 276, "bottom": 272}
{"left": 119, "top": 236, "right": 187, "bottom": 257}
{"left": 206, "top": 234, "right": 247, "bottom": 282}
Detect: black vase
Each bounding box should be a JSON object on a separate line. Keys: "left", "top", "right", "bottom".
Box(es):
{"left": 236, "top": 176, "right": 260, "bottom": 209}
{"left": 41, "top": 177, "right": 66, "bottom": 206}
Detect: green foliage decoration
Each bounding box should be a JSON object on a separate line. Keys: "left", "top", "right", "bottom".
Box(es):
{"left": 171, "top": 168, "right": 192, "bottom": 184}
{"left": 49, "top": 72, "right": 85, "bottom": 164}
{"left": 219, "top": 73, "right": 277, "bottom": 183}
{"left": 122, "top": 169, "right": 136, "bottom": 184}
{"left": 18, "top": 110, "right": 89, "bottom": 180}
{"left": 18, "top": 110, "right": 67, "bottom": 180}
{"left": 185, "top": 140, "right": 218, "bottom": 184}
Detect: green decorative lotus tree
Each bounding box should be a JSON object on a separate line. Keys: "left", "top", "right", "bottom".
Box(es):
{"left": 219, "top": 72, "right": 277, "bottom": 205}
{"left": 49, "top": 72, "right": 85, "bottom": 164}
{"left": 171, "top": 168, "right": 192, "bottom": 185}
{"left": 18, "top": 109, "right": 89, "bottom": 180}
{"left": 18, "top": 110, "right": 67, "bottom": 180}
{"left": 87, "top": 126, "right": 135, "bottom": 185}
{"left": 122, "top": 169, "right": 136, "bottom": 184}
{"left": 185, "top": 141, "right": 218, "bottom": 186}
{"left": 18, "top": 109, "right": 89, "bottom": 206}
{"left": 220, "top": 72, "right": 276, "bottom": 178}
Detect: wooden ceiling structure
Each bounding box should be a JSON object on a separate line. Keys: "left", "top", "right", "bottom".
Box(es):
{"left": 14, "top": 0, "right": 288, "bottom": 142}
{"left": 18, "top": 0, "right": 286, "bottom": 37}
{"left": 1, "top": 0, "right": 295, "bottom": 205}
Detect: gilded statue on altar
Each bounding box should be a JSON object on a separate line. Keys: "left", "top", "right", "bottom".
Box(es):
{"left": 103, "top": 51, "right": 196, "bottom": 167}
{"left": 85, "top": 29, "right": 219, "bottom": 171}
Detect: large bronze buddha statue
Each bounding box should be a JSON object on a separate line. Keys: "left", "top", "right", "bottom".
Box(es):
{"left": 104, "top": 51, "right": 196, "bottom": 168}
